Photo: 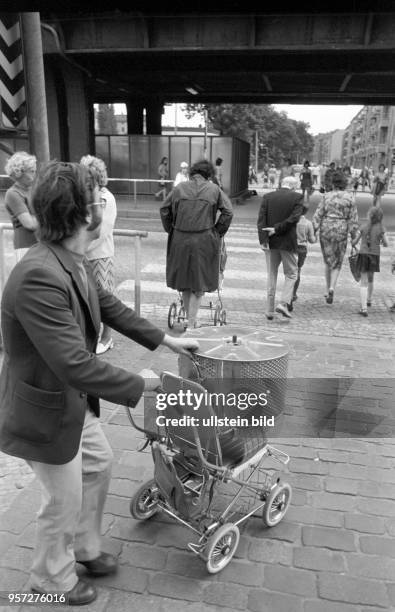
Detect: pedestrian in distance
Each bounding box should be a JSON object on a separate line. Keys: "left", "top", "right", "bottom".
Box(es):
{"left": 155, "top": 156, "right": 169, "bottom": 200}
{"left": 324, "top": 161, "right": 336, "bottom": 192}
{"left": 290, "top": 203, "right": 316, "bottom": 309}
{"left": 4, "top": 151, "right": 38, "bottom": 261}
{"left": 359, "top": 166, "right": 371, "bottom": 192}
{"left": 312, "top": 171, "right": 359, "bottom": 304}
{"left": 174, "top": 161, "right": 189, "bottom": 186}
{"left": 278, "top": 158, "right": 294, "bottom": 189}
{"left": 351, "top": 206, "right": 388, "bottom": 317}
{"left": 212, "top": 157, "right": 224, "bottom": 189}
{"left": 371, "top": 163, "right": 388, "bottom": 207}
{"left": 257, "top": 175, "right": 304, "bottom": 320}
{"left": 80, "top": 154, "right": 118, "bottom": 355}
{"left": 268, "top": 164, "right": 277, "bottom": 188}
{"left": 0, "top": 160, "right": 199, "bottom": 606}
{"left": 299, "top": 160, "right": 313, "bottom": 203}
{"left": 160, "top": 158, "right": 233, "bottom": 329}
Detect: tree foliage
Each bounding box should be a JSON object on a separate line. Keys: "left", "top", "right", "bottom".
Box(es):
{"left": 183, "top": 103, "right": 314, "bottom": 167}
{"left": 96, "top": 104, "right": 117, "bottom": 134}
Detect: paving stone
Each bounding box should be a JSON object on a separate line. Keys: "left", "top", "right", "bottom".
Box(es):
{"left": 120, "top": 542, "right": 167, "bottom": 570}
{"left": 93, "top": 564, "right": 147, "bottom": 592}
{"left": 293, "top": 547, "right": 345, "bottom": 572}
{"left": 303, "top": 601, "right": 360, "bottom": 612}
{"left": 203, "top": 582, "right": 249, "bottom": 609}
{"left": 309, "top": 491, "right": 356, "bottom": 512}
{"left": 248, "top": 589, "right": 304, "bottom": 612}
{"left": 248, "top": 539, "right": 293, "bottom": 565}
{"left": 302, "top": 526, "right": 356, "bottom": 551}
{"left": 246, "top": 521, "right": 301, "bottom": 543}
{"left": 357, "top": 497, "right": 395, "bottom": 517}
{"left": 216, "top": 559, "right": 264, "bottom": 586}
{"left": 286, "top": 506, "right": 344, "bottom": 528}
{"left": 359, "top": 535, "right": 395, "bottom": 558}
{"left": 324, "top": 477, "right": 359, "bottom": 495}
{"left": 346, "top": 552, "right": 395, "bottom": 580}
{"left": 344, "top": 513, "right": 386, "bottom": 534}
{"left": 263, "top": 565, "right": 317, "bottom": 597}
{"left": 318, "top": 573, "right": 389, "bottom": 607}
{"left": 148, "top": 573, "right": 204, "bottom": 602}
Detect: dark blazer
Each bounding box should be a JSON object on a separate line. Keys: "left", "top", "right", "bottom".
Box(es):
{"left": 0, "top": 242, "right": 165, "bottom": 465}
{"left": 257, "top": 188, "right": 304, "bottom": 252}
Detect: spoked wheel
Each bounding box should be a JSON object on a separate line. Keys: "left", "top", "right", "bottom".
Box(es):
{"left": 177, "top": 306, "right": 187, "bottom": 326}
{"left": 130, "top": 479, "right": 160, "bottom": 520}
{"left": 262, "top": 482, "right": 292, "bottom": 527}
{"left": 213, "top": 305, "right": 222, "bottom": 326}
{"left": 203, "top": 523, "right": 240, "bottom": 573}
{"left": 168, "top": 303, "right": 177, "bottom": 329}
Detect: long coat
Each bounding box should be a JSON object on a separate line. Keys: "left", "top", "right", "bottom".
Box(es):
{"left": 160, "top": 175, "right": 233, "bottom": 292}
{"left": 257, "top": 187, "right": 304, "bottom": 252}
{"left": 0, "top": 241, "right": 165, "bottom": 465}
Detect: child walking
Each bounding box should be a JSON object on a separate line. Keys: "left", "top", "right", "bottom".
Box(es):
{"left": 352, "top": 206, "right": 388, "bottom": 317}
{"left": 290, "top": 204, "right": 316, "bottom": 309}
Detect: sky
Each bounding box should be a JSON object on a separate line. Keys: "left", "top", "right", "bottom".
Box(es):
{"left": 114, "top": 103, "right": 363, "bottom": 135}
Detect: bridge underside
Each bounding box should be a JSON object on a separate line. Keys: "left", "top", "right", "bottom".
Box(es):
{"left": 42, "top": 10, "right": 395, "bottom": 105}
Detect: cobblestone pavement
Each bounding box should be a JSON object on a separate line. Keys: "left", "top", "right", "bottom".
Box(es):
{"left": 1, "top": 195, "right": 395, "bottom": 611}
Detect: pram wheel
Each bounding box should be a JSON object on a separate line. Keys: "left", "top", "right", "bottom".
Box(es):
{"left": 262, "top": 482, "right": 292, "bottom": 527}
{"left": 168, "top": 303, "right": 177, "bottom": 329}
{"left": 130, "top": 479, "right": 160, "bottom": 520}
{"left": 203, "top": 523, "right": 240, "bottom": 574}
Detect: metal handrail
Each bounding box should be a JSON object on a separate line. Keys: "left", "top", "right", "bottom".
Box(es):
{"left": 0, "top": 224, "right": 148, "bottom": 316}
{"left": 106, "top": 177, "right": 173, "bottom": 204}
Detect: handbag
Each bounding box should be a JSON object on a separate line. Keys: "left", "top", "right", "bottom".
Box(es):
{"left": 348, "top": 246, "right": 361, "bottom": 282}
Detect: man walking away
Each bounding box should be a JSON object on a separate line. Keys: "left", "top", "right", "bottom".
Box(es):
{"left": 257, "top": 176, "right": 304, "bottom": 320}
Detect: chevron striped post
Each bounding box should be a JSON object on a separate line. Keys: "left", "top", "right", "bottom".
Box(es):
{"left": 0, "top": 12, "right": 27, "bottom": 131}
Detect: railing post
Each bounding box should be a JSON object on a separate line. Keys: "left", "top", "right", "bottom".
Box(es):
{"left": 134, "top": 180, "right": 137, "bottom": 205}
{"left": 0, "top": 227, "right": 5, "bottom": 295}
{"left": 134, "top": 235, "right": 142, "bottom": 316}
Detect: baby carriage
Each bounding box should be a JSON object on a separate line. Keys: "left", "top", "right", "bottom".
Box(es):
{"left": 167, "top": 237, "right": 228, "bottom": 329}
{"left": 127, "top": 365, "right": 292, "bottom": 574}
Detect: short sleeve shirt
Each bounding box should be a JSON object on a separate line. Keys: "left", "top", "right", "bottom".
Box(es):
{"left": 4, "top": 184, "right": 37, "bottom": 249}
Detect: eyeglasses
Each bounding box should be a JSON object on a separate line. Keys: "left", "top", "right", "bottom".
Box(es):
{"left": 88, "top": 198, "right": 107, "bottom": 209}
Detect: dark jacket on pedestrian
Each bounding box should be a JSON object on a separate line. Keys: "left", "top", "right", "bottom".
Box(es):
{"left": 257, "top": 188, "right": 304, "bottom": 252}
{"left": 160, "top": 174, "right": 233, "bottom": 292}
{"left": 0, "top": 241, "right": 165, "bottom": 465}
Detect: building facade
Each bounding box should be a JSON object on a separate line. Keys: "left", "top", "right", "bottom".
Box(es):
{"left": 313, "top": 129, "right": 344, "bottom": 166}
{"left": 341, "top": 105, "right": 395, "bottom": 171}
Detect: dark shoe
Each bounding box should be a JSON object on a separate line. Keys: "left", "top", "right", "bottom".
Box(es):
{"left": 275, "top": 303, "right": 292, "bottom": 319}
{"left": 32, "top": 579, "right": 97, "bottom": 606}
{"left": 389, "top": 304, "right": 395, "bottom": 313}
{"left": 326, "top": 289, "right": 334, "bottom": 304}
{"left": 359, "top": 309, "right": 368, "bottom": 317}
{"left": 367, "top": 301, "right": 372, "bottom": 307}
{"left": 266, "top": 314, "right": 274, "bottom": 321}
{"left": 78, "top": 552, "right": 118, "bottom": 577}
{"left": 287, "top": 302, "right": 293, "bottom": 312}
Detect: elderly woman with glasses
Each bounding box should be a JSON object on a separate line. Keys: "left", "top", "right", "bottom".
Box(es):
{"left": 4, "top": 151, "right": 38, "bottom": 261}
{"left": 80, "top": 155, "right": 118, "bottom": 354}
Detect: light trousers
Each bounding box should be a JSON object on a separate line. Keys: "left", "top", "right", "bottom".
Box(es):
{"left": 264, "top": 249, "right": 298, "bottom": 314}
{"left": 27, "top": 408, "right": 113, "bottom": 591}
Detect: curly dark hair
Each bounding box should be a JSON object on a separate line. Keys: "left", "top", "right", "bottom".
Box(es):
{"left": 331, "top": 171, "right": 347, "bottom": 190}
{"left": 189, "top": 159, "right": 216, "bottom": 180}
{"left": 32, "top": 161, "right": 99, "bottom": 242}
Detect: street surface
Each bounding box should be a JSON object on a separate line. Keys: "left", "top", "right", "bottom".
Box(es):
{"left": 0, "top": 186, "right": 395, "bottom": 611}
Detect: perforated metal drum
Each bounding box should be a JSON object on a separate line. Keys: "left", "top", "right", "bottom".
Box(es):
{"left": 179, "top": 326, "right": 289, "bottom": 433}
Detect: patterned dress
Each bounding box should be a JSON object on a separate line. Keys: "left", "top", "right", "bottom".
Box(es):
{"left": 312, "top": 190, "right": 359, "bottom": 270}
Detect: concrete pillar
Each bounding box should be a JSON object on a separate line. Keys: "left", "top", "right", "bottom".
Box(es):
{"left": 146, "top": 100, "right": 163, "bottom": 135}
{"left": 126, "top": 100, "right": 144, "bottom": 134}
